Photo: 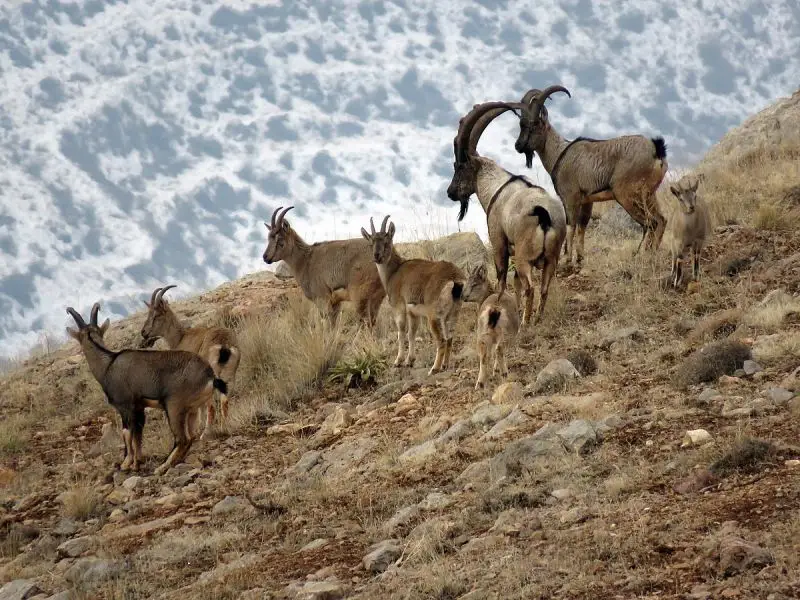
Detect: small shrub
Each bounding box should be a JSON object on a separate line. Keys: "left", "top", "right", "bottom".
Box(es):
{"left": 328, "top": 350, "right": 387, "bottom": 389}
{"left": 0, "top": 415, "right": 31, "bottom": 456}
{"left": 565, "top": 349, "right": 598, "bottom": 376}
{"left": 711, "top": 438, "right": 777, "bottom": 477}
{"left": 672, "top": 339, "right": 752, "bottom": 389}
{"left": 61, "top": 486, "right": 103, "bottom": 520}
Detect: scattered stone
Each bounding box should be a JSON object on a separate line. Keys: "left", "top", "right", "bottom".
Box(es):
{"left": 52, "top": 519, "right": 81, "bottom": 537}
{"left": 489, "top": 509, "right": 542, "bottom": 538}
{"left": 292, "top": 450, "right": 323, "bottom": 474}
{"left": 64, "top": 558, "right": 123, "bottom": 586}
{"left": 560, "top": 507, "right": 593, "bottom": 526}
{"left": 295, "top": 581, "right": 345, "bottom": 600}
{"left": 470, "top": 403, "right": 512, "bottom": 427}
{"left": 105, "top": 488, "right": 131, "bottom": 505}
{"left": 531, "top": 359, "right": 580, "bottom": 393}
{"left": 674, "top": 469, "right": 718, "bottom": 494}
{"left": 482, "top": 407, "right": 529, "bottom": 440}
{"left": 394, "top": 393, "right": 421, "bottom": 415}
{"left": 766, "top": 387, "right": 794, "bottom": 404}
{"left": 385, "top": 505, "right": 421, "bottom": 533}
{"left": 551, "top": 488, "right": 572, "bottom": 501}
{"left": 705, "top": 523, "right": 774, "bottom": 577}
{"left": 121, "top": 476, "right": 143, "bottom": 491}
{"left": 418, "top": 492, "right": 454, "bottom": 511}
{"left": 362, "top": 540, "right": 401, "bottom": 573}
{"left": 491, "top": 382, "right": 523, "bottom": 405}
{"left": 198, "top": 554, "right": 260, "bottom": 585}
{"left": 108, "top": 509, "right": 126, "bottom": 523}
{"left": 211, "top": 496, "right": 256, "bottom": 518}
{"left": 0, "top": 580, "right": 41, "bottom": 600}
{"left": 722, "top": 407, "right": 754, "bottom": 418}
{"left": 267, "top": 423, "right": 318, "bottom": 436}
{"left": 597, "top": 327, "right": 644, "bottom": 350}
{"left": 742, "top": 360, "right": 763, "bottom": 376}
{"left": 437, "top": 419, "right": 474, "bottom": 444}
{"left": 489, "top": 435, "right": 565, "bottom": 479}
{"left": 299, "top": 538, "right": 329, "bottom": 552}
{"left": 681, "top": 429, "right": 713, "bottom": 447}
{"left": 56, "top": 536, "right": 94, "bottom": 558}
{"left": 785, "top": 459, "right": 800, "bottom": 468}
{"left": 399, "top": 440, "right": 438, "bottom": 463}
{"left": 698, "top": 388, "right": 722, "bottom": 404}
{"left": 556, "top": 419, "right": 602, "bottom": 455}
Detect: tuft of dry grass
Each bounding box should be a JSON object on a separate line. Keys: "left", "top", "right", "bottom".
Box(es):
{"left": 672, "top": 339, "right": 752, "bottom": 389}
{"left": 710, "top": 438, "right": 778, "bottom": 477}
{"left": 0, "top": 414, "right": 32, "bottom": 456}
{"left": 685, "top": 308, "right": 742, "bottom": 347}
{"left": 61, "top": 485, "right": 104, "bottom": 520}
{"left": 565, "top": 349, "right": 598, "bottom": 376}
{"left": 744, "top": 290, "right": 800, "bottom": 333}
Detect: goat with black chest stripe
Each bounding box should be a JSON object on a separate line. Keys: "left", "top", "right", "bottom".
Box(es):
{"left": 67, "top": 303, "right": 226, "bottom": 475}
{"left": 513, "top": 85, "right": 669, "bottom": 269}
{"left": 140, "top": 285, "right": 240, "bottom": 439}
{"left": 262, "top": 206, "right": 386, "bottom": 327}
{"left": 362, "top": 216, "right": 466, "bottom": 375}
{"left": 447, "top": 101, "right": 567, "bottom": 326}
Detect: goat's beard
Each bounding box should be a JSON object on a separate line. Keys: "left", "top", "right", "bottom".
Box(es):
{"left": 457, "top": 199, "right": 469, "bottom": 222}
{"left": 525, "top": 150, "right": 534, "bottom": 169}
{"left": 139, "top": 336, "right": 157, "bottom": 349}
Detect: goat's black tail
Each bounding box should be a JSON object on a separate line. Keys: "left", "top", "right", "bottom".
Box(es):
{"left": 452, "top": 281, "right": 464, "bottom": 300}
{"left": 530, "top": 206, "right": 552, "bottom": 269}
{"left": 213, "top": 378, "right": 228, "bottom": 395}
{"left": 487, "top": 308, "right": 502, "bottom": 329}
{"left": 652, "top": 137, "right": 667, "bottom": 160}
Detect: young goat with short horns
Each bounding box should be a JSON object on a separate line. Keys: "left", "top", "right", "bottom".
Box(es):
{"left": 513, "top": 85, "right": 669, "bottom": 268}
{"left": 263, "top": 206, "right": 386, "bottom": 327}
{"left": 668, "top": 174, "right": 709, "bottom": 287}
{"left": 447, "top": 101, "right": 567, "bottom": 326}
{"left": 67, "top": 303, "right": 226, "bottom": 475}
{"left": 140, "top": 285, "right": 240, "bottom": 438}
{"left": 361, "top": 216, "right": 466, "bottom": 375}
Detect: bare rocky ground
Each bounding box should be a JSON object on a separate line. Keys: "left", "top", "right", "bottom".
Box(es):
{"left": 2, "top": 93, "right": 800, "bottom": 600}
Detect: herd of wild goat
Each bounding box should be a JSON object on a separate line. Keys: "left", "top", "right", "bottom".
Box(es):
{"left": 65, "top": 85, "right": 710, "bottom": 475}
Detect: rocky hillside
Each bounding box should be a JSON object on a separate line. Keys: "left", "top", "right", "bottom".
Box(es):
{"left": 1, "top": 95, "right": 800, "bottom": 599}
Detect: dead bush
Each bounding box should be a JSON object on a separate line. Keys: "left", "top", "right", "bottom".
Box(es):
{"left": 672, "top": 339, "right": 752, "bottom": 389}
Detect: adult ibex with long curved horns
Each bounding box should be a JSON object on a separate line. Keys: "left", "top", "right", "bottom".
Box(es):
{"left": 513, "top": 85, "right": 669, "bottom": 269}
{"left": 140, "top": 285, "right": 240, "bottom": 438}
{"left": 262, "top": 206, "right": 386, "bottom": 327}
{"left": 447, "top": 101, "right": 567, "bottom": 326}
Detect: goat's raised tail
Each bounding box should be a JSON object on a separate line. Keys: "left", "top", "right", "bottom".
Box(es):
{"left": 531, "top": 206, "right": 552, "bottom": 268}
{"left": 487, "top": 308, "right": 502, "bottom": 329}
{"left": 213, "top": 378, "right": 228, "bottom": 395}
{"left": 652, "top": 137, "right": 667, "bottom": 161}
{"left": 451, "top": 281, "right": 464, "bottom": 301}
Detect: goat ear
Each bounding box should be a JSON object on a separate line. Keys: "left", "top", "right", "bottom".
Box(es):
{"left": 99, "top": 318, "right": 110, "bottom": 334}
{"left": 360, "top": 227, "right": 371, "bottom": 241}
{"left": 669, "top": 185, "right": 680, "bottom": 197}
{"left": 66, "top": 327, "right": 80, "bottom": 340}
{"left": 264, "top": 222, "right": 271, "bottom": 231}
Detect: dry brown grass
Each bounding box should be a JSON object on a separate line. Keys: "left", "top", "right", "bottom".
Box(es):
{"left": 60, "top": 484, "right": 104, "bottom": 520}
{"left": 672, "top": 339, "right": 752, "bottom": 389}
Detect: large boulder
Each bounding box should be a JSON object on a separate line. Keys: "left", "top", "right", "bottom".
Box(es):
{"left": 396, "top": 231, "right": 490, "bottom": 275}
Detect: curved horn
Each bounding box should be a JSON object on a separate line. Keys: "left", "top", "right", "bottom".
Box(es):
{"left": 527, "top": 85, "right": 571, "bottom": 120}
{"left": 90, "top": 302, "right": 101, "bottom": 326}
{"left": 276, "top": 205, "right": 294, "bottom": 229}
{"left": 66, "top": 307, "right": 86, "bottom": 328}
{"left": 156, "top": 284, "right": 177, "bottom": 304}
{"left": 370, "top": 216, "right": 376, "bottom": 235}
{"left": 521, "top": 88, "right": 542, "bottom": 109}
{"left": 270, "top": 206, "right": 284, "bottom": 229}
{"left": 455, "top": 102, "right": 527, "bottom": 159}
{"left": 380, "top": 215, "right": 391, "bottom": 233}
{"left": 149, "top": 286, "right": 162, "bottom": 306}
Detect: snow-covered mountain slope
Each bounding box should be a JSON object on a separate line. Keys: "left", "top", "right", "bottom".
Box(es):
{"left": 0, "top": 0, "right": 798, "bottom": 359}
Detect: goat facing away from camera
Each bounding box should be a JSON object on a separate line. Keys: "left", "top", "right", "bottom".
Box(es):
{"left": 668, "top": 174, "right": 709, "bottom": 287}
{"left": 361, "top": 216, "right": 466, "bottom": 375}
{"left": 513, "top": 85, "right": 669, "bottom": 268}
{"left": 263, "top": 206, "right": 386, "bottom": 327}
{"left": 140, "top": 285, "right": 240, "bottom": 438}
{"left": 67, "top": 303, "right": 226, "bottom": 475}
{"left": 462, "top": 263, "right": 521, "bottom": 390}
{"left": 447, "top": 101, "right": 567, "bottom": 326}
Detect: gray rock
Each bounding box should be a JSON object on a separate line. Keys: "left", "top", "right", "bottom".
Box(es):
{"left": 766, "top": 387, "right": 794, "bottom": 404}
{"left": 121, "top": 475, "right": 143, "bottom": 491}
{"left": 551, "top": 488, "right": 573, "bottom": 501}
{"left": 56, "top": 536, "right": 94, "bottom": 558}
{"left": 385, "top": 505, "right": 421, "bottom": 533}
{"left": 597, "top": 327, "right": 645, "bottom": 350}
{"left": 64, "top": 558, "right": 123, "bottom": 586}
{"left": 399, "top": 440, "right": 438, "bottom": 463}
{"left": 556, "top": 419, "right": 602, "bottom": 455}
{"left": 299, "top": 538, "right": 328, "bottom": 552}
{"left": 489, "top": 436, "right": 566, "bottom": 479}
{"left": 437, "top": 419, "right": 474, "bottom": 445}
{"left": 531, "top": 359, "right": 580, "bottom": 393}
{"left": 292, "top": 450, "right": 323, "bottom": 474}
{"left": 482, "top": 407, "right": 529, "bottom": 440}
{"left": 362, "top": 540, "right": 402, "bottom": 573}
{"left": 470, "top": 404, "right": 511, "bottom": 427}
{"left": 417, "top": 492, "right": 454, "bottom": 511}
{"left": 698, "top": 388, "right": 722, "bottom": 404}
{"left": 0, "top": 580, "right": 41, "bottom": 600}
{"left": 52, "top": 519, "right": 81, "bottom": 537}
{"left": 296, "top": 581, "right": 345, "bottom": 600}
{"left": 742, "top": 360, "right": 763, "bottom": 376}
{"left": 211, "top": 496, "right": 255, "bottom": 518}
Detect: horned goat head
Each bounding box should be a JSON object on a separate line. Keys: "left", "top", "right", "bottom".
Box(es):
{"left": 513, "top": 85, "right": 571, "bottom": 168}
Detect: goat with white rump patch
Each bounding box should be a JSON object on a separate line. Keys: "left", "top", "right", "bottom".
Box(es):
{"left": 447, "top": 101, "right": 567, "bottom": 326}
{"left": 263, "top": 206, "right": 386, "bottom": 327}
{"left": 361, "top": 216, "right": 466, "bottom": 375}
{"left": 513, "top": 85, "right": 669, "bottom": 268}
{"left": 668, "top": 174, "right": 709, "bottom": 287}
{"left": 140, "top": 285, "right": 240, "bottom": 438}
{"left": 462, "top": 264, "right": 520, "bottom": 390}
{"left": 67, "top": 303, "right": 225, "bottom": 475}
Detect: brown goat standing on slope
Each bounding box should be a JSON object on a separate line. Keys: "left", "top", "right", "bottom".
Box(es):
{"left": 67, "top": 303, "right": 225, "bottom": 475}
{"left": 362, "top": 215, "right": 466, "bottom": 375}
{"left": 263, "top": 206, "right": 386, "bottom": 327}
{"left": 140, "top": 285, "right": 240, "bottom": 439}
{"left": 513, "top": 85, "right": 669, "bottom": 269}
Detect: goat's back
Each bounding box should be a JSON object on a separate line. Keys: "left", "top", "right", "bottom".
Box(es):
{"left": 106, "top": 349, "right": 214, "bottom": 402}
{"left": 388, "top": 259, "right": 465, "bottom": 306}
{"left": 477, "top": 292, "right": 519, "bottom": 338}
{"left": 305, "top": 239, "right": 383, "bottom": 296}
{"left": 501, "top": 185, "right": 567, "bottom": 244}
{"left": 177, "top": 326, "right": 238, "bottom": 361}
